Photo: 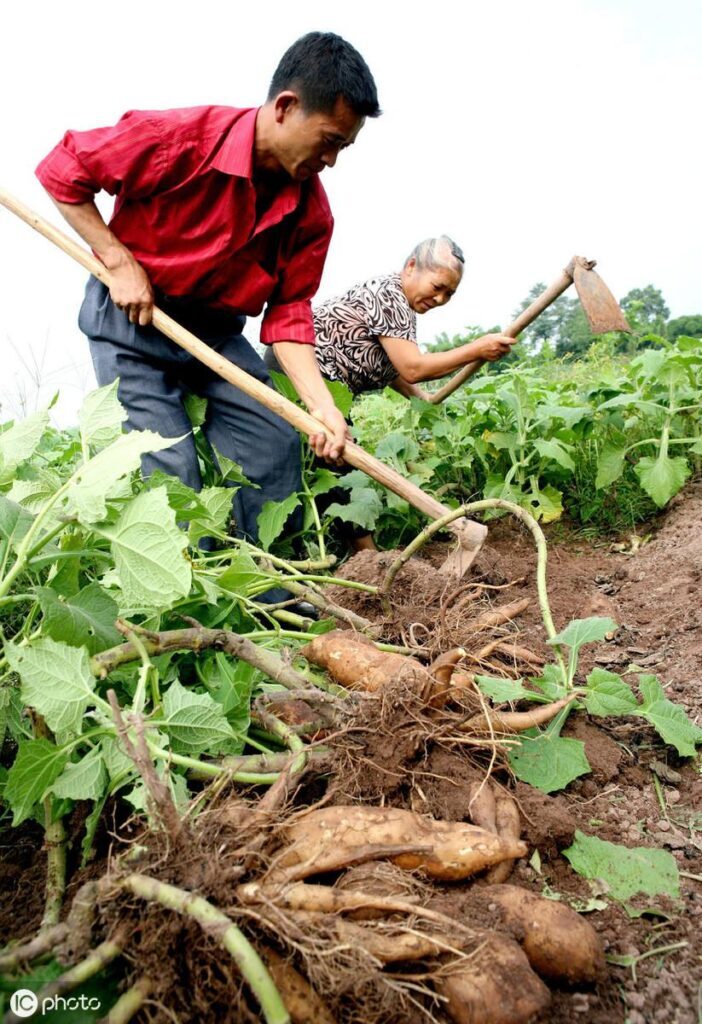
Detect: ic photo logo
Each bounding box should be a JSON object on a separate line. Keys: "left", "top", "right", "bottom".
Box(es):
{"left": 9, "top": 990, "right": 38, "bottom": 1018}
{"left": 9, "top": 989, "right": 102, "bottom": 1018}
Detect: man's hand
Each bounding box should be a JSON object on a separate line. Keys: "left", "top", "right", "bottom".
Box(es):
{"left": 49, "top": 199, "right": 154, "bottom": 325}
{"left": 472, "top": 333, "right": 517, "bottom": 361}
{"left": 308, "top": 404, "right": 351, "bottom": 463}
{"left": 271, "top": 341, "right": 352, "bottom": 462}
{"left": 104, "top": 250, "right": 154, "bottom": 325}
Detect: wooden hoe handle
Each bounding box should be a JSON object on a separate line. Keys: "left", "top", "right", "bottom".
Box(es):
{"left": 428, "top": 260, "right": 586, "bottom": 404}
{"left": 0, "top": 189, "right": 487, "bottom": 554}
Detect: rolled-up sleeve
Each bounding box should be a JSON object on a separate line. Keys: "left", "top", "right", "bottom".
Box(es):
{"left": 35, "top": 110, "right": 166, "bottom": 204}
{"left": 260, "top": 187, "right": 333, "bottom": 345}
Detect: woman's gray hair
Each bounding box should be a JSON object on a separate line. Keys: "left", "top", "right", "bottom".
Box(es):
{"left": 405, "top": 235, "right": 465, "bottom": 274}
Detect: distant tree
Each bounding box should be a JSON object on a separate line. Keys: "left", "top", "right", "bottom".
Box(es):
{"left": 620, "top": 285, "right": 670, "bottom": 336}
{"left": 554, "top": 304, "right": 596, "bottom": 358}
{"left": 511, "top": 282, "right": 576, "bottom": 353}
{"left": 667, "top": 314, "right": 702, "bottom": 341}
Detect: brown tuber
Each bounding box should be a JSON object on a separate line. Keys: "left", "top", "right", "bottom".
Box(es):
{"left": 479, "top": 884, "right": 606, "bottom": 983}
{"left": 271, "top": 805, "right": 526, "bottom": 883}
{"left": 300, "top": 631, "right": 432, "bottom": 696}
{"left": 437, "top": 931, "right": 551, "bottom": 1024}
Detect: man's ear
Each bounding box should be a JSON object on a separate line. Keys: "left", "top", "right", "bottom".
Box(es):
{"left": 273, "top": 91, "right": 301, "bottom": 124}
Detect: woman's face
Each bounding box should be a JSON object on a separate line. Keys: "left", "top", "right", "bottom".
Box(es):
{"left": 402, "top": 259, "right": 462, "bottom": 314}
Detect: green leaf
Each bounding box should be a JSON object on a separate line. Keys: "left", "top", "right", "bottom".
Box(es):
{"left": 532, "top": 438, "right": 575, "bottom": 471}
{"left": 37, "top": 582, "right": 121, "bottom": 654}
{"left": 509, "top": 731, "right": 590, "bottom": 793}
{"left": 67, "top": 429, "right": 184, "bottom": 523}
{"left": 530, "top": 663, "right": 568, "bottom": 701}
{"left": 563, "top": 831, "right": 680, "bottom": 901}
{"left": 4, "top": 739, "right": 69, "bottom": 825}
{"left": 584, "top": 668, "right": 639, "bottom": 717}
{"left": 549, "top": 616, "right": 618, "bottom": 650}
{"left": 0, "top": 409, "right": 50, "bottom": 485}
{"left": 325, "top": 379, "right": 354, "bottom": 418}
{"left": 634, "top": 453, "right": 690, "bottom": 508}
{"left": 217, "top": 552, "right": 271, "bottom": 598}
{"left": 98, "top": 488, "right": 191, "bottom": 611}
{"left": 146, "top": 471, "right": 208, "bottom": 519}
{"left": 188, "top": 486, "right": 233, "bottom": 544}
{"left": 257, "top": 492, "right": 302, "bottom": 550}
{"left": 51, "top": 747, "right": 108, "bottom": 802}
{"left": 6, "top": 637, "right": 96, "bottom": 737}
{"left": 183, "top": 393, "right": 208, "bottom": 428}
{"left": 8, "top": 473, "right": 63, "bottom": 514}
{"left": 100, "top": 736, "right": 136, "bottom": 783}
{"left": 211, "top": 446, "right": 256, "bottom": 487}
{"left": 638, "top": 674, "right": 702, "bottom": 756}
{"left": 162, "top": 680, "right": 236, "bottom": 755}
{"left": 595, "top": 445, "right": 626, "bottom": 489}
{"left": 474, "top": 676, "right": 531, "bottom": 703}
{"left": 326, "top": 488, "right": 383, "bottom": 531}
{"left": 269, "top": 369, "right": 301, "bottom": 404}
{"left": 308, "top": 468, "right": 341, "bottom": 498}
{"left": 0, "top": 495, "right": 34, "bottom": 553}
{"left": 78, "top": 381, "right": 127, "bottom": 451}
{"left": 528, "top": 483, "right": 563, "bottom": 524}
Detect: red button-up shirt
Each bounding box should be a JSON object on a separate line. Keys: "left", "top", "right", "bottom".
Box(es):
{"left": 36, "top": 106, "right": 334, "bottom": 344}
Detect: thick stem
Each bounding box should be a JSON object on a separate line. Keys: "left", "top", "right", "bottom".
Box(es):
{"left": 98, "top": 977, "right": 152, "bottom": 1024}
{"left": 0, "top": 924, "right": 69, "bottom": 972}
{"left": 116, "top": 873, "right": 290, "bottom": 1024}
{"left": 92, "top": 625, "right": 313, "bottom": 692}
{"left": 41, "top": 803, "right": 67, "bottom": 929}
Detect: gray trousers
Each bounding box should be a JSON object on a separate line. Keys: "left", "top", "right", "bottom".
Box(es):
{"left": 79, "top": 277, "right": 302, "bottom": 546}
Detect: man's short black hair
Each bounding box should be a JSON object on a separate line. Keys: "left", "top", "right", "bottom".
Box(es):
{"left": 268, "top": 32, "right": 381, "bottom": 118}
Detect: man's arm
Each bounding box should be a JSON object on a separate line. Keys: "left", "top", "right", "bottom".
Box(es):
{"left": 50, "top": 199, "right": 154, "bottom": 325}
{"left": 272, "top": 342, "right": 350, "bottom": 462}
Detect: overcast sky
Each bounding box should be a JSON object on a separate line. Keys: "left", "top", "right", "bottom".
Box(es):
{"left": 1, "top": 0, "right": 700, "bottom": 424}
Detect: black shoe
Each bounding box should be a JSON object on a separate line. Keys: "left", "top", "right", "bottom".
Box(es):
{"left": 287, "top": 601, "right": 319, "bottom": 621}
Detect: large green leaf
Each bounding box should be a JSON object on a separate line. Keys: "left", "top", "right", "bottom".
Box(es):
{"left": 4, "top": 738, "right": 69, "bottom": 825}
{"left": 6, "top": 637, "right": 96, "bottom": 737}
{"left": 532, "top": 438, "right": 575, "bottom": 471}
{"left": 7, "top": 472, "right": 63, "bottom": 515}
{"left": 37, "top": 582, "right": 121, "bottom": 654}
{"left": 162, "top": 680, "right": 236, "bottom": 755}
{"left": 99, "top": 488, "right": 191, "bottom": 610}
{"left": 257, "top": 492, "right": 302, "bottom": 550}
{"left": 326, "top": 488, "right": 382, "bottom": 531}
{"left": 564, "top": 831, "right": 679, "bottom": 901}
{"left": 51, "top": 747, "right": 108, "bottom": 802}
{"left": 595, "top": 445, "right": 626, "bottom": 489}
{"left": 638, "top": 674, "right": 702, "bottom": 756}
{"left": 634, "top": 453, "right": 690, "bottom": 508}
{"left": 78, "top": 380, "right": 127, "bottom": 452}
{"left": 67, "top": 429, "right": 184, "bottom": 523}
{"left": 550, "top": 616, "right": 618, "bottom": 650}
{"left": 584, "top": 668, "right": 639, "bottom": 717}
{"left": 509, "top": 731, "right": 590, "bottom": 793}
{"left": 0, "top": 409, "right": 50, "bottom": 486}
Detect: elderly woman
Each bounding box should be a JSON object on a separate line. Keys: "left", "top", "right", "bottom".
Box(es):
{"left": 307, "top": 235, "right": 515, "bottom": 400}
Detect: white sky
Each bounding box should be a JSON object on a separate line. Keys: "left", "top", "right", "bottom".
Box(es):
{"left": 1, "top": 0, "right": 700, "bottom": 424}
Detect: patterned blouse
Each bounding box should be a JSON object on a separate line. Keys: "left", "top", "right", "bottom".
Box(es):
{"left": 313, "top": 273, "right": 417, "bottom": 394}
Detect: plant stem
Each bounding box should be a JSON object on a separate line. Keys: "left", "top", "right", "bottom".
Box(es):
{"left": 116, "top": 873, "right": 290, "bottom": 1024}
{"left": 41, "top": 802, "right": 67, "bottom": 929}
{"left": 31, "top": 932, "right": 125, "bottom": 1007}
{"left": 99, "top": 976, "right": 152, "bottom": 1024}
{"left": 0, "top": 478, "right": 72, "bottom": 599}
{"left": 0, "top": 923, "right": 69, "bottom": 972}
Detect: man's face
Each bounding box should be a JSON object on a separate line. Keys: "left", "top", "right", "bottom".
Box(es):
{"left": 273, "top": 94, "right": 365, "bottom": 181}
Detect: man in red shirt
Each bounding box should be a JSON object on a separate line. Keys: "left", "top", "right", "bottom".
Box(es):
{"left": 36, "top": 32, "right": 379, "bottom": 599}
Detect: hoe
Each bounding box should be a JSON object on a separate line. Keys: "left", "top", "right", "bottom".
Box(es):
{"left": 0, "top": 190, "right": 629, "bottom": 576}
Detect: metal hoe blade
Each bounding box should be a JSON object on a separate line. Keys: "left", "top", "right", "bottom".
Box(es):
{"left": 572, "top": 258, "right": 631, "bottom": 335}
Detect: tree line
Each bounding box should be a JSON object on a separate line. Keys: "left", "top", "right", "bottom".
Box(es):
{"left": 429, "top": 283, "right": 702, "bottom": 360}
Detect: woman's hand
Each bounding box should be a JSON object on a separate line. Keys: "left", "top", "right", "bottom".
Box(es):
{"left": 471, "top": 333, "right": 517, "bottom": 361}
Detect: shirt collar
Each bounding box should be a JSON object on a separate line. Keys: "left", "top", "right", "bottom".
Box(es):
{"left": 211, "top": 107, "right": 259, "bottom": 178}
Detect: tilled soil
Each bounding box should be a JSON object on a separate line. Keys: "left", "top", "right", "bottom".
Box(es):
{"left": 327, "top": 478, "right": 702, "bottom": 1024}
